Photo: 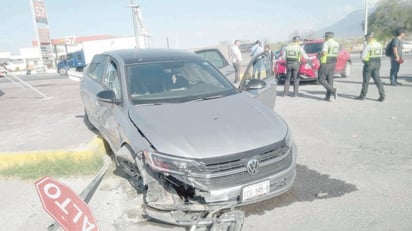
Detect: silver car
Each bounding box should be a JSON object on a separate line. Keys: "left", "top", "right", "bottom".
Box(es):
{"left": 80, "top": 48, "right": 296, "bottom": 227}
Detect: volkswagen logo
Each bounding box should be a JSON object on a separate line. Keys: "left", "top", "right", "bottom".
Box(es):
{"left": 246, "top": 159, "right": 259, "bottom": 175}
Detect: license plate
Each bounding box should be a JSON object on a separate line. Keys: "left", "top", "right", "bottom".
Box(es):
{"left": 242, "top": 180, "right": 270, "bottom": 202}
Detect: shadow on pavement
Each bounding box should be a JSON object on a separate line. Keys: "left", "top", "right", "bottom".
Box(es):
{"left": 241, "top": 164, "right": 358, "bottom": 216}
{"left": 400, "top": 75, "right": 412, "bottom": 82}
{"left": 334, "top": 79, "right": 362, "bottom": 85}
{"left": 75, "top": 113, "right": 100, "bottom": 135}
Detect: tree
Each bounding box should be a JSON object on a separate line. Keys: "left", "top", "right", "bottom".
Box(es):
{"left": 367, "top": 0, "right": 412, "bottom": 42}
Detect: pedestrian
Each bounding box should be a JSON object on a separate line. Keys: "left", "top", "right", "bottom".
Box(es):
{"left": 250, "top": 40, "right": 263, "bottom": 57}
{"left": 355, "top": 32, "right": 385, "bottom": 102}
{"left": 264, "top": 44, "right": 271, "bottom": 60}
{"left": 264, "top": 44, "right": 273, "bottom": 77}
{"left": 282, "top": 36, "right": 310, "bottom": 97}
{"left": 250, "top": 40, "right": 264, "bottom": 79}
{"left": 264, "top": 44, "right": 271, "bottom": 54}
{"left": 389, "top": 28, "right": 405, "bottom": 86}
{"left": 231, "top": 40, "right": 242, "bottom": 83}
{"left": 318, "top": 32, "right": 339, "bottom": 101}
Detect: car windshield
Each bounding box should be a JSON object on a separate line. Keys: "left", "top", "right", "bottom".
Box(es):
{"left": 126, "top": 60, "right": 237, "bottom": 105}
{"left": 303, "top": 43, "right": 323, "bottom": 54}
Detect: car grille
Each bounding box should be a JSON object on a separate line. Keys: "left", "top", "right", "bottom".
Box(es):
{"left": 190, "top": 144, "right": 292, "bottom": 189}
{"left": 203, "top": 145, "right": 289, "bottom": 173}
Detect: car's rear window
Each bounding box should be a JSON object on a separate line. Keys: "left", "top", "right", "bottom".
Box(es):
{"left": 126, "top": 60, "right": 236, "bottom": 105}
{"left": 303, "top": 43, "right": 323, "bottom": 54}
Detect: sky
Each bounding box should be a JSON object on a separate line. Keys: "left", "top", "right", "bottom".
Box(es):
{"left": 0, "top": 0, "right": 379, "bottom": 54}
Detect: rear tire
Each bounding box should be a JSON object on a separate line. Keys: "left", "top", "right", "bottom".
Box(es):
{"left": 276, "top": 74, "right": 285, "bottom": 85}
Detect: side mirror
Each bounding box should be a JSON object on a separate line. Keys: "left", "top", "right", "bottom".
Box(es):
{"left": 96, "top": 90, "right": 120, "bottom": 105}
{"left": 245, "top": 79, "right": 266, "bottom": 90}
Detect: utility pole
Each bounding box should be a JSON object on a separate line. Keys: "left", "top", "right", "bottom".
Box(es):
{"left": 128, "top": 0, "right": 151, "bottom": 48}
{"left": 129, "top": 0, "right": 140, "bottom": 48}
{"left": 364, "top": 0, "right": 368, "bottom": 35}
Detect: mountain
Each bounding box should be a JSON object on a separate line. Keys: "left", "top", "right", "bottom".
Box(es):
{"left": 315, "top": 9, "right": 367, "bottom": 39}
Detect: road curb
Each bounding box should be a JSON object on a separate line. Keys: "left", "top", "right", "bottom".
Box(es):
{"left": 68, "top": 70, "right": 82, "bottom": 82}
{"left": 0, "top": 136, "right": 106, "bottom": 170}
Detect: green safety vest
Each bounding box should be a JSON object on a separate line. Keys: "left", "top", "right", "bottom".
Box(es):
{"left": 320, "top": 39, "right": 339, "bottom": 64}
{"left": 285, "top": 43, "right": 301, "bottom": 62}
{"left": 365, "top": 39, "right": 382, "bottom": 61}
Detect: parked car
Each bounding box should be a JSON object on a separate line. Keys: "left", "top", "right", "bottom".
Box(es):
{"left": 80, "top": 48, "right": 296, "bottom": 228}
{"left": 5, "top": 58, "right": 27, "bottom": 72}
{"left": 0, "top": 65, "right": 7, "bottom": 77}
{"left": 274, "top": 39, "right": 352, "bottom": 82}
{"left": 194, "top": 48, "right": 236, "bottom": 83}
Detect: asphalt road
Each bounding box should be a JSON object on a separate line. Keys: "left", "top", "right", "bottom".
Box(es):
{"left": 1, "top": 56, "right": 412, "bottom": 231}
{"left": 0, "top": 73, "right": 95, "bottom": 153}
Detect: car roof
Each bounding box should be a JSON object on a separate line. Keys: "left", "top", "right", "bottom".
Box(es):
{"left": 302, "top": 39, "right": 325, "bottom": 44}
{"left": 103, "top": 48, "right": 205, "bottom": 64}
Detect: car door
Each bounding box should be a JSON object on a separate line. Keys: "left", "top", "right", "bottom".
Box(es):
{"left": 97, "top": 58, "right": 123, "bottom": 149}
{"left": 238, "top": 51, "right": 277, "bottom": 110}
{"left": 80, "top": 54, "right": 109, "bottom": 126}
{"left": 194, "top": 48, "right": 236, "bottom": 83}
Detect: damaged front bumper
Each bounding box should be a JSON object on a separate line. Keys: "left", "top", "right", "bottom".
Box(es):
{"left": 143, "top": 144, "right": 297, "bottom": 227}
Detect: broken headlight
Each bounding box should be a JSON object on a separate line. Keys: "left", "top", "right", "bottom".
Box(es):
{"left": 143, "top": 150, "right": 205, "bottom": 175}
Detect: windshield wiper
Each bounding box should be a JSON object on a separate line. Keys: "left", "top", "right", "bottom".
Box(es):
{"left": 190, "top": 95, "right": 224, "bottom": 102}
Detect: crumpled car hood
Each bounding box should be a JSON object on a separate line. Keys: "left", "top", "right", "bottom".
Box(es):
{"left": 129, "top": 93, "right": 288, "bottom": 159}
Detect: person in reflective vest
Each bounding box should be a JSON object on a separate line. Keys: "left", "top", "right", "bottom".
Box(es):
{"left": 355, "top": 32, "right": 385, "bottom": 102}
{"left": 282, "top": 36, "right": 309, "bottom": 97}
{"left": 319, "top": 32, "right": 339, "bottom": 101}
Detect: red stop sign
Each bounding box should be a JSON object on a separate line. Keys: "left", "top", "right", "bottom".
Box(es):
{"left": 35, "top": 176, "right": 99, "bottom": 231}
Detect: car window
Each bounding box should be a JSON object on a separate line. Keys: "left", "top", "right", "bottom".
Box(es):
{"left": 241, "top": 51, "right": 273, "bottom": 86}
{"left": 195, "top": 50, "right": 228, "bottom": 69}
{"left": 274, "top": 44, "right": 287, "bottom": 58}
{"left": 102, "top": 60, "right": 121, "bottom": 99}
{"left": 126, "top": 60, "right": 236, "bottom": 105}
{"left": 239, "top": 43, "right": 255, "bottom": 53}
{"left": 303, "top": 43, "right": 323, "bottom": 54}
{"left": 86, "top": 55, "right": 107, "bottom": 82}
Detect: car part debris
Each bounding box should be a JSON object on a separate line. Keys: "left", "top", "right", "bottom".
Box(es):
{"left": 190, "top": 209, "right": 245, "bottom": 231}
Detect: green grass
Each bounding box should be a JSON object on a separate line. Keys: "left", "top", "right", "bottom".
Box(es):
{"left": 0, "top": 154, "right": 104, "bottom": 180}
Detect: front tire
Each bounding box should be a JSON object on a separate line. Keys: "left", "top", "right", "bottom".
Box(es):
{"left": 115, "top": 145, "right": 146, "bottom": 193}
{"left": 58, "top": 67, "right": 68, "bottom": 76}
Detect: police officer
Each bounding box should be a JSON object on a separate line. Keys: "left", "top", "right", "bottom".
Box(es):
{"left": 282, "top": 36, "right": 309, "bottom": 97}
{"left": 319, "top": 32, "right": 339, "bottom": 101}
{"left": 355, "top": 32, "right": 385, "bottom": 102}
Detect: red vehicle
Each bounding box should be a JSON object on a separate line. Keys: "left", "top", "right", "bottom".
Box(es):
{"left": 274, "top": 39, "right": 352, "bottom": 82}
